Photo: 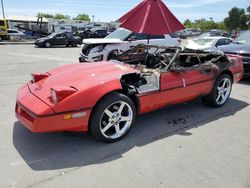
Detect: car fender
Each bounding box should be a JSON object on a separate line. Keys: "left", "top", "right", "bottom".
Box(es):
{"left": 51, "top": 78, "right": 123, "bottom": 113}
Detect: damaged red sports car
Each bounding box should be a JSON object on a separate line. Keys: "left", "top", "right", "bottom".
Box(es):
{"left": 15, "top": 45, "right": 244, "bottom": 142}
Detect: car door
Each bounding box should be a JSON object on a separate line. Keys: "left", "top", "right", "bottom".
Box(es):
{"left": 159, "top": 70, "right": 188, "bottom": 108}
{"left": 148, "top": 34, "right": 166, "bottom": 46}
{"left": 52, "top": 34, "right": 61, "bottom": 45}
{"left": 159, "top": 61, "right": 215, "bottom": 108}
{"left": 54, "top": 34, "right": 66, "bottom": 45}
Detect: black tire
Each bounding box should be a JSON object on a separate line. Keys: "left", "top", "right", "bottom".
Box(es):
{"left": 90, "top": 92, "right": 136, "bottom": 143}
{"left": 72, "top": 42, "right": 77, "bottom": 47}
{"left": 65, "top": 40, "right": 70, "bottom": 47}
{"left": 107, "top": 50, "right": 119, "bottom": 61}
{"left": 202, "top": 74, "right": 232, "bottom": 107}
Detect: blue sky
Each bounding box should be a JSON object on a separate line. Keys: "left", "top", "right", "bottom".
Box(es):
{"left": 2, "top": 0, "right": 250, "bottom": 22}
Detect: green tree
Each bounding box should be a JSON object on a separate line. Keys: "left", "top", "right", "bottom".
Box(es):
{"left": 224, "top": 7, "right": 248, "bottom": 31}
{"left": 74, "top": 14, "right": 91, "bottom": 21}
{"left": 54, "top": 14, "right": 70, "bottom": 20}
{"left": 36, "top": 12, "right": 54, "bottom": 18}
{"left": 183, "top": 19, "right": 225, "bottom": 31}
{"left": 183, "top": 19, "right": 193, "bottom": 28}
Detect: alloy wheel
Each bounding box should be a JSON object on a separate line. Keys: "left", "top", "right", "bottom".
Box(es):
{"left": 99, "top": 101, "right": 133, "bottom": 139}
{"left": 216, "top": 78, "right": 232, "bottom": 105}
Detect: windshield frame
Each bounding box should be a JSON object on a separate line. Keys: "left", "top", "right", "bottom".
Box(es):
{"left": 105, "top": 28, "right": 132, "bottom": 41}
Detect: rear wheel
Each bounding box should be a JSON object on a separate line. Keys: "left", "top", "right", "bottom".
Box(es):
{"left": 90, "top": 92, "right": 136, "bottom": 143}
{"left": 202, "top": 74, "right": 232, "bottom": 107}
{"left": 45, "top": 42, "right": 51, "bottom": 48}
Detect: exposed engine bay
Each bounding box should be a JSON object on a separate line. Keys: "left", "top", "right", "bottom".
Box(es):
{"left": 114, "top": 44, "right": 231, "bottom": 94}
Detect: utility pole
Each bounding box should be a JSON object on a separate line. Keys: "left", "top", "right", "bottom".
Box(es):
{"left": 92, "top": 15, "right": 95, "bottom": 24}
{"left": 1, "top": 0, "right": 5, "bottom": 20}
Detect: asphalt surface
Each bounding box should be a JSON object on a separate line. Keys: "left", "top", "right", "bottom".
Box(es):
{"left": 0, "top": 45, "right": 250, "bottom": 188}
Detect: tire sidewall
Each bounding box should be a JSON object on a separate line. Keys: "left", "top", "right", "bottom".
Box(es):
{"left": 90, "top": 92, "right": 136, "bottom": 143}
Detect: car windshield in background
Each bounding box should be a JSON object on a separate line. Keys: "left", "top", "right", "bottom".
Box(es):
{"left": 233, "top": 30, "right": 250, "bottom": 44}
{"left": 105, "top": 28, "right": 132, "bottom": 40}
{"left": 194, "top": 38, "right": 215, "bottom": 45}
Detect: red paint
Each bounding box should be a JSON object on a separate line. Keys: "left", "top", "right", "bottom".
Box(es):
{"left": 16, "top": 55, "right": 243, "bottom": 133}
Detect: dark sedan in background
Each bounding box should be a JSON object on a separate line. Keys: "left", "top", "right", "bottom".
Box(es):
{"left": 219, "top": 30, "right": 250, "bottom": 77}
{"left": 35, "top": 32, "right": 82, "bottom": 48}
{"left": 79, "top": 29, "right": 108, "bottom": 40}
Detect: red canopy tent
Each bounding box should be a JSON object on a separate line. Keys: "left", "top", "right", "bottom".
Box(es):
{"left": 119, "top": 0, "right": 185, "bottom": 35}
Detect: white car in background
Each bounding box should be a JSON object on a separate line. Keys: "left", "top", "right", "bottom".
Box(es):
{"left": 185, "top": 36, "right": 232, "bottom": 52}
{"left": 79, "top": 28, "right": 181, "bottom": 62}
{"left": 7, "top": 29, "right": 25, "bottom": 41}
{"left": 7, "top": 29, "right": 25, "bottom": 36}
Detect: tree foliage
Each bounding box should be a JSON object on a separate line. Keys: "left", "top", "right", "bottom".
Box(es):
{"left": 36, "top": 12, "right": 54, "bottom": 18}
{"left": 54, "top": 14, "right": 70, "bottom": 20}
{"left": 74, "top": 14, "right": 91, "bottom": 21}
{"left": 224, "top": 7, "right": 248, "bottom": 31}
{"left": 36, "top": 13, "right": 70, "bottom": 20}
{"left": 183, "top": 19, "right": 225, "bottom": 31}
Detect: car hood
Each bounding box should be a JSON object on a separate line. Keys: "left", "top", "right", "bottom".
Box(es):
{"left": 28, "top": 61, "right": 137, "bottom": 106}
{"left": 185, "top": 40, "right": 213, "bottom": 50}
{"left": 82, "top": 38, "right": 123, "bottom": 44}
{"left": 36, "top": 37, "right": 49, "bottom": 42}
{"left": 218, "top": 43, "right": 250, "bottom": 54}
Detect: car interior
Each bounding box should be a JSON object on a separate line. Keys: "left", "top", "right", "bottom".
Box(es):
{"left": 115, "top": 44, "right": 230, "bottom": 94}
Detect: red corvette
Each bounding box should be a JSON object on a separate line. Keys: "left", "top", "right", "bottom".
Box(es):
{"left": 16, "top": 45, "right": 243, "bottom": 142}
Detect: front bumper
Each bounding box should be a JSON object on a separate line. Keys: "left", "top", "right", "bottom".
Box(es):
{"left": 15, "top": 84, "right": 91, "bottom": 132}
{"left": 34, "top": 42, "right": 43, "bottom": 47}
{"left": 79, "top": 52, "right": 104, "bottom": 63}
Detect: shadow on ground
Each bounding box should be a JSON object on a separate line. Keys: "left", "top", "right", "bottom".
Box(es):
{"left": 13, "top": 98, "right": 248, "bottom": 171}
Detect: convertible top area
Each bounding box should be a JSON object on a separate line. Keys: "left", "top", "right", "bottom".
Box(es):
{"left": 116, "top": 44, "right": 233, "bottom": 95}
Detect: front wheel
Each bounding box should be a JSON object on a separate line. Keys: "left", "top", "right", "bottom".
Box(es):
{"left": 202, "top": 74, "right": 232, "bottom": 107}
{"left": 45, "top": 42, "right": 51, "bottom": 48}
{"left": 90, "top": 92, "right": 136, "bottom": 143}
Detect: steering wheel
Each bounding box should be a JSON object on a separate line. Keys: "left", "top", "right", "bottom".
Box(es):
{"left": 145, "top": 54, "right": 162, "bottom": 69}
